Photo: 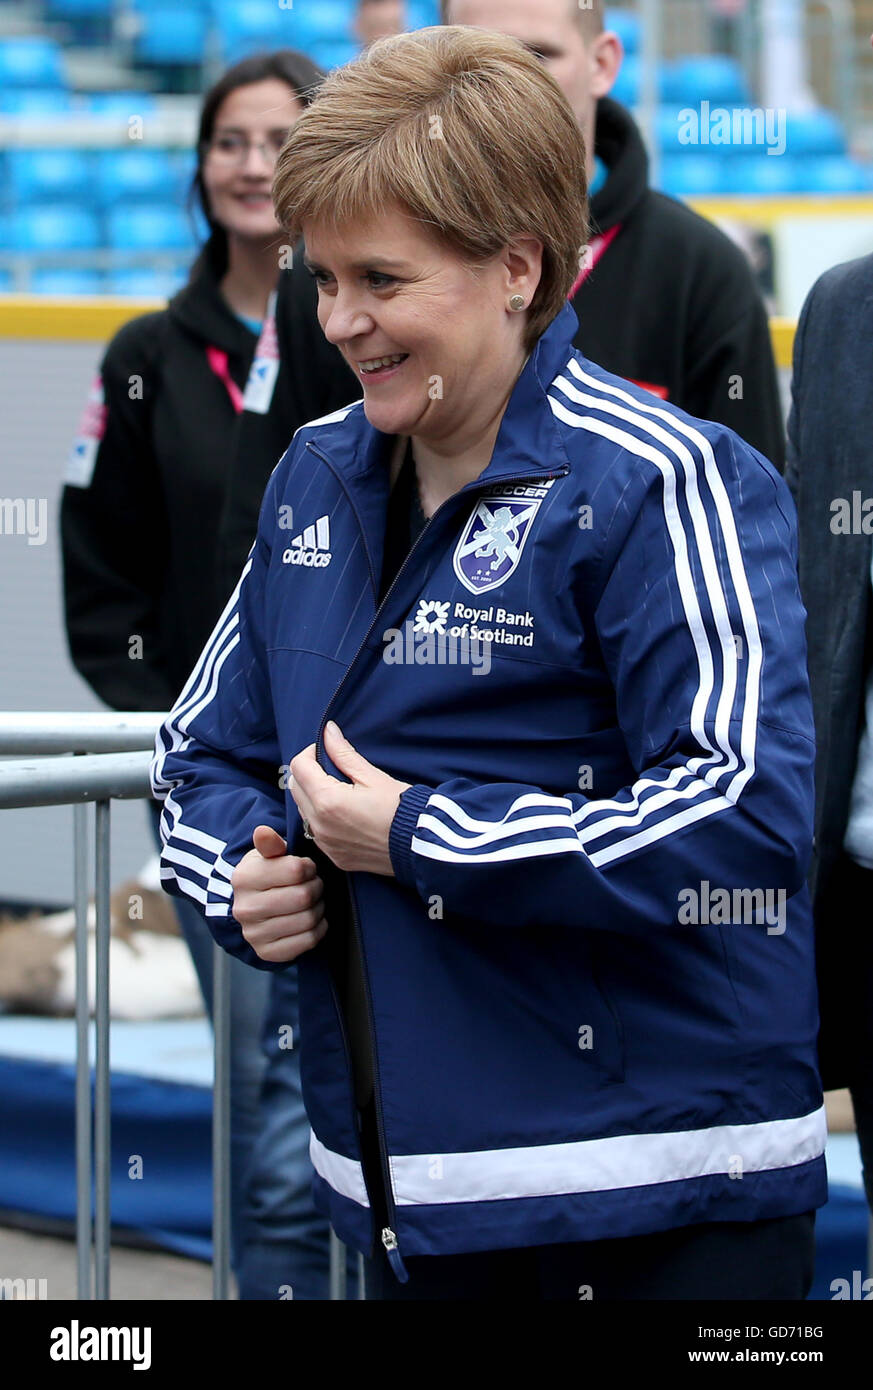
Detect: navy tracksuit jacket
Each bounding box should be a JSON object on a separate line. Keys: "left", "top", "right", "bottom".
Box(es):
{"left": 152, "top": 301, "right": 826, "bottom": 1275}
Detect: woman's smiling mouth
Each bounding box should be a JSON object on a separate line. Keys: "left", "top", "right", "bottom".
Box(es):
{"left": 357, "top": 352, "right": 409, "bottom": 379}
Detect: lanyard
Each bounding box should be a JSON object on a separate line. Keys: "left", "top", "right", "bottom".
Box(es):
{"left": 568, "top": 223, "right": 622, "bottom": 300}
{"left": 205, "top": 345, "right": 245, "bottom": 414}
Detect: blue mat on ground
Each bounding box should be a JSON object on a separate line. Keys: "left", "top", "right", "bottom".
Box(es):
{"left": 0, "top": 1016, "right": 868, "bottom": 1286}
{"left": 0, "top": 1017, "right": 213, "bottom": 1260}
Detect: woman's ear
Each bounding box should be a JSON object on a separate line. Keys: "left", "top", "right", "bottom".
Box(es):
{"left": 504, "top": 236, "right": 544, "bottom": 303}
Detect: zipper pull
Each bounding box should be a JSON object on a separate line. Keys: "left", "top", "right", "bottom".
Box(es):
{"left": 381, "top": 1227, "right": 409, "bottom": 1283}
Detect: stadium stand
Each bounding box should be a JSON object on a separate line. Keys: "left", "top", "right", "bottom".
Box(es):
{"left": 0, "top": 2, "right": 870, "bottom": 293}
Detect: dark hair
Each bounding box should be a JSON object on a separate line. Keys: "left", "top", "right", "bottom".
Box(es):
{"left": 189, "top": 49, "right": 326, "bottom": 276}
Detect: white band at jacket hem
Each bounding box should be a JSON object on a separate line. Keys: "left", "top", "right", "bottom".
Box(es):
{"left": 310, "top": 1106, "right": 825, "bottom": 1210}
{"left": 310, "top": 1132, "right": 370, "bottom": 1207}
{"left": 386, "top": 1106, "right": 827, "bottom": 1206}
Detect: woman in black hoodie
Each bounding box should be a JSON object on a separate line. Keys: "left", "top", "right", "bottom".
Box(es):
{"left": 60, "top": 51, "right": 356, "bottom": 1299}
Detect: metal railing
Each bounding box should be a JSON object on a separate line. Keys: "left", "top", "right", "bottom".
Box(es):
{"left": 0, "top": 713, "right": 359, "bottom": 1300}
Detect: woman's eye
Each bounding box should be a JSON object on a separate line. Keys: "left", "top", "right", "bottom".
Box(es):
{"left": 304, "top": 269, "right": 395, "bottom": 290}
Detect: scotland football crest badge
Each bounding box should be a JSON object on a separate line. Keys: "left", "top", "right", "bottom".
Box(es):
{"left": 453, "top": 483, "right": 550, "bottom": 595}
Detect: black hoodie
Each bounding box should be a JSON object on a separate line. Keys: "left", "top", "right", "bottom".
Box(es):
{"left": 61, "top": 239, "right": 267, "bottom": 712}
{"left": 572, "top": 98, "right": 784, "bottom": 469}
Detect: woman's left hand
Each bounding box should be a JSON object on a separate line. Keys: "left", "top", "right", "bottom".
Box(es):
{"left": 289, "top": 721, "right": 411, "bottom": 876}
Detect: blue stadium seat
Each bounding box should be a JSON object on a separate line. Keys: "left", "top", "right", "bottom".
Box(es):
{"left": 610, "top": 54, "right": 670, "bottom": 107}
{"left": 0, "top": 89, "right": 73, "bottom": 115}
{"left": 107, "top": 204, "right": 196, "bottom": 251}
{"left": 46, "top": 0, "right": 112, "bottom": 14}
{"left": 796, "top": 156, "right": 872, "bottom": 194}
{"left": 289, "top": 0, "right": 352, "bottom": 40}
{"left": 725, "top": 155, "right": 807, "bottom": 194}
{"left": 214, "top": 1, "right": 287, "bottom": 60}
{"left": 95, "top": 149, "right": 177, "bottom": 206}
{"left": 663, "top": 55, "right": 750, "bottom": 108}
{"left": 168, "top": 151, "right": 198, "bottom": 202}
{"left": 5, "top": 204, "right": 102, "bottom": 251}
{"left": 406, "top": 0, "right": 441, "bottom": 27}
{"left": 783, "top": 109, "right": 847, "bottom": 158}
{"left": 84, "top": 91, "right": 159, "bottom": 115}
{"left": 45, "top": 0, "right": 114, "bottom": 46}
{"left": 605, "top": 8, "right": 641, "bottom": 57}
{"left": 30, "top": 267, "right": 106, "bottom": 295}
{"left": 310, "top": 39, "right": 359, "bottom": 70}
{"left": 7, "top": 150, "right": 93, "bottom": 203}
{"left": 657, "top": 154, "right": 735, "bottom": 196}
{"left": 657, "top": 104, "right": 694, "bottom": 155}
{"left": 611, "top": 53, "right": 640, "bottom": 106}
{"left": 134, "top": 8, "right": 209, "bottom": 65}
{"left": 106, "top": 266, "right": 187, "bottom": 298}
{"left": 255, "top": 0, "right": 352, "bottom": 48}
{"left": 0, "top": 38, "right": 67, "bottom": 88}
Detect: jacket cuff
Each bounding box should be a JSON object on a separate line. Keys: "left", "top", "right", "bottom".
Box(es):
{"left": 389, "top": 783, "right": 432, "bottom": 888}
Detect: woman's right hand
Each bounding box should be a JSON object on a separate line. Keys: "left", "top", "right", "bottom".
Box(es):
{"left": 231, "top": 824, "right": 327, "bottom": 963}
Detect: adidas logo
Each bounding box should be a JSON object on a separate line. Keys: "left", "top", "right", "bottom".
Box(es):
{"left": 282, "top": 516, "right": 332, "bottom": 568}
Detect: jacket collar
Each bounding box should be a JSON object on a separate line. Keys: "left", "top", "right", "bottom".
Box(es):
{"left": 306, "top": 298, "right": 580, "bottom": 488}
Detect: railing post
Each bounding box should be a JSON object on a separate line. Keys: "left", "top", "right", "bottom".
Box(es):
{"left": 0, "top": 721, "right": 349, "bottom": 1304}
{"left": 329, "top": 1230, "right": 347, "bottom": 1300}
{"left": 212, "top": 941, "right": 231, "bottom": 1300}
{"left": 73, "top": 797, "right": 93, "bottom": 1301}
{"left": 94, "top": 798, "right": 112, "bottom": 1300}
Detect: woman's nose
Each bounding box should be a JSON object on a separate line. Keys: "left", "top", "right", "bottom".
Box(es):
{"left": 321, "top": 290, "right": 374, "bottom": 345}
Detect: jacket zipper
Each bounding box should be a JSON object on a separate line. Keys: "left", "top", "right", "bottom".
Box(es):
{"left": 320, "top": 896, "right": 402, "bottom": 1270}
{"left": 304, "top": 438, "right": 569, "bottom": 1279}
{"left": 346, "top": 876, "right": 409, "bottom": 1281}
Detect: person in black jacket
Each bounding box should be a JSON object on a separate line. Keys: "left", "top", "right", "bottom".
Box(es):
{"left": 445, "top": 0, "right": 784, "bottom": 461}
{"left": 217, "top": 0, "right": 784, "bottom": 592}
{"left": 60, "top": 50, "right": 356, "bottom": 1300}
{"left": 786, "top": 253, "right": 873, "bottom": 1216}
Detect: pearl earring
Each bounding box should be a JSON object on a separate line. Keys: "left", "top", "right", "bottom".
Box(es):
{"left": 509, "top": 294, "right": 526, "bottom": 311}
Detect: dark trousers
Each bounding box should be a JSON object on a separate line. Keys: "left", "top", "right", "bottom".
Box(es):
{"left": 815, "top": 851, "right": 873, "bottom": 1213}
{"left": 363, "top": 1210, "right": 817, "bottom": 1301}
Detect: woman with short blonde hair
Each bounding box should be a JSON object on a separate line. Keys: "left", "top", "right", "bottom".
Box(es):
{"left": 273, "top": 24, "right": 588, "bottom": 352}
{"left": 155, "top": 26, "right": 824, "bottom": 1301}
